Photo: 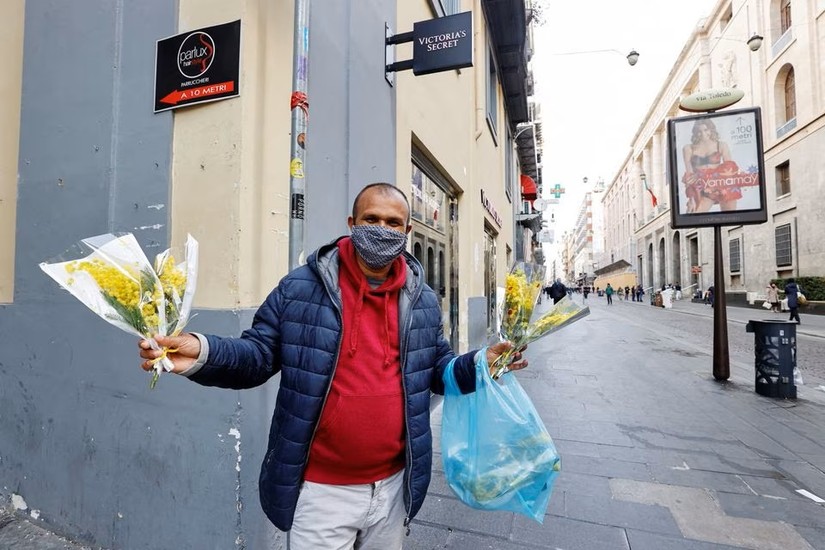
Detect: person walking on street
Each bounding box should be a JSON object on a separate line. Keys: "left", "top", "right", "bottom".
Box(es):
{"left": 766, "top": 282, "right": 780, "bottom": 313}
{"left": 549, "top": 278, "right": 566, "bottom": 305}
{"left": 605, "top": 283, "right": 614, "bottom": 305}
{"left": 137, "top": 183, "right": 526, "bottom": 549}
{"left": 624, "top": 286, "right": 631, "bottom": 301}
{"left": 785, "top": 278, "right": 802, "bottom": 324}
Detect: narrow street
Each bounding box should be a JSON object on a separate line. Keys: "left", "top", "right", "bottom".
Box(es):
{"left": 410, "top": 296, "right": 825, "bottom": 549}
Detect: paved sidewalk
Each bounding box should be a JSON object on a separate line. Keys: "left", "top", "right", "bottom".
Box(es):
{"left": 627, "top": 296, "right": 825, "bottom": 340}
{"left": 4, "top": 296, "right": 824, "bottom": 549}
{"left": 0, "top": 509, "right": 90, "bottom": 550}
{"left": 408, "top": 297, "right": 825, "bottom": 549}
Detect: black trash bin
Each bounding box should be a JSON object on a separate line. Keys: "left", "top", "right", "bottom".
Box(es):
{"left": 745, "top": 320, "right": 797, "bottom": 399}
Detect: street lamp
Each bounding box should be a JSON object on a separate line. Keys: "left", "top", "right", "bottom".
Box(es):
{"left": 746, "top": 34, "right": 764, "bottom": 51}
{"left": 711, "top": 33, "right": 764, "bottom": 52}
{"left": 552, "top": 48, "right": 640, "bottom": 66}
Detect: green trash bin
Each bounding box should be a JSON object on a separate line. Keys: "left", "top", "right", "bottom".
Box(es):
{"left": 745, "top": 320, "right": 797, "bottom": 399}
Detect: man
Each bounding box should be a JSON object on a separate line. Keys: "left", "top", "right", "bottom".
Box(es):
{"left": 138, "top": 183, "right": 525, "bottom": 549}
{"left": 605, "top": 283, "right": 614, "bottom": 305}
{"left": 549, "top": 278, "right": 566, "bottom": 305}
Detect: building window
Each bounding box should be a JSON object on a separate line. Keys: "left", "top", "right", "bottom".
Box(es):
{"left": 720, "top": 4, "right": 733, "bottom": 29}
{"left": 428, "top": 0, "right": 460, "bottom": 16}
{"left": 729, "top": 238, "right": 741, "bottom": 273}
{"left": 486, "top": 49, "right": 498, "bottom": 140}
{"left": 775, "top": 161, "right": 791, "bottom": 196}
{"left": 783, "top": 68, "right": 796, "bottom": 122}
{"left": 775, "top": 223, "right": 792, "bottom": 267}
{"left": 780, "top": 0, "right": 792, "bottom": 34}
{"left": 411, "top": 162, "right": 447, "bottom": 233}
{"left": 441, "top": 0, "right": 460, "bottom": 15}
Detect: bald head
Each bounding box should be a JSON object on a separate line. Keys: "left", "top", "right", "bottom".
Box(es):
{"left": 352, "top": 183, "right": 411, "bottom": 225}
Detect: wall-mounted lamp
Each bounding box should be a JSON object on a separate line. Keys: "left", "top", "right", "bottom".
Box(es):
{"left": 626, "top": 50, "right": 640, "bottom": 66}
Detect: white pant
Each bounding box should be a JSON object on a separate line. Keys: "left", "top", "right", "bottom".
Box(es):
{"left": 287, "top": 469, "right": 406, "bottom": 550}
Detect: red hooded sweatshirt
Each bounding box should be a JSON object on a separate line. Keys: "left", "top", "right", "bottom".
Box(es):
{"left": 303, "top": 237, "right": 408, "bottom": 484}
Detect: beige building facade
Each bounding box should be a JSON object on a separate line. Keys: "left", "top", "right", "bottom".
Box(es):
{"left": 602, "top": 0, "right": 825, "bottom": 301}
{"left": 396, "top": 0, "right": 541, "bottom": 349}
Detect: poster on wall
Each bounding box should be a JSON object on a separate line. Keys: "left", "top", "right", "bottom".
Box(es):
{"left": 667, "top": 107, "right": 767, "bottom": 228}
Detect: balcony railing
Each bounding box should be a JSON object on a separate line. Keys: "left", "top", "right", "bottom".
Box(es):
{"left": 772, "top": 28, "right": 793, "bottom": 58}
{"left": 776, "top": 117, "right": 797, "bottom": 139}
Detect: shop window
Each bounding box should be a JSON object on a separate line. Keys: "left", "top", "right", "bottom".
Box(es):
{"left": 775, "top": 223, "right": 792, "bottom": 267}
{"left": 484, "top": 228, "right": 497, "bottom": 335}
{"left": 410, "top": 162, "right": 446, "bottom": 233}
{"left": 775, "top": 161, "right": 791, "bottom": 196}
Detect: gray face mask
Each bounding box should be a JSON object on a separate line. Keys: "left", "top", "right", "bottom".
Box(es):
{"left": 350, "top": 225, "right": 408, "bottom": 269}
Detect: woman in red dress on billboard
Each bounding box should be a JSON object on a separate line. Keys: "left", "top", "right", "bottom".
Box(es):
{"left": 682, "top": 119, "right": 741, "bottom": 213}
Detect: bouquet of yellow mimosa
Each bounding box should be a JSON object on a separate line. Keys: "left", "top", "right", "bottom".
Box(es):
{"left": 492, "top": 261, "right": 589, "bottom": 379}
{"left": 40, "top": 233, "right": 198, "bottom": 388}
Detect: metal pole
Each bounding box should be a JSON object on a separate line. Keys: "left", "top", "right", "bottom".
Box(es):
{"left": 712, "top": 225, "right": 730, "bottom": 380}
{"left": 288, "top": 0, "right": 310, "bottom": 270}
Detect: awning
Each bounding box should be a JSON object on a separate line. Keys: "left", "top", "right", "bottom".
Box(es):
{"left": 520, "top": 174, "right": 537, "bottom": 201}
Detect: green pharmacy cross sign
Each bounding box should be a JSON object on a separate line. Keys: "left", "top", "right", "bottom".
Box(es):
{"left": 549, "top": 184, "right": 566, "bottom": 199}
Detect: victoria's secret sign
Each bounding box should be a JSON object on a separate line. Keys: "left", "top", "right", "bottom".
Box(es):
{"left": 413, "top": 12, "right": 473, "bottom": 75}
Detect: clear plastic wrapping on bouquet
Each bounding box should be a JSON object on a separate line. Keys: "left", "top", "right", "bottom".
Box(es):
{"left": 492, "top": 262, "right": 590, "bottom": 379}
{"left": 40, "top": 233, "right": 198, "bottom": 388}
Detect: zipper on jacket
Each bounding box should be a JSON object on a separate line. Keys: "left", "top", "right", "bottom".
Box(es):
{"left": 399, "top": 279, "right": 423, "bottom": 521}
{"left": 301, "top": 255, "right": 345, "bottom": 479}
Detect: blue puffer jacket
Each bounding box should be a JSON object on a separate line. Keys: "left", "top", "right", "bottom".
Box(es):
{"left": 188, "top": 238, "right": 479, "bottom": 531}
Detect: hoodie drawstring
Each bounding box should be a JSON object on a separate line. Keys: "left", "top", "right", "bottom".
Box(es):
{"left": 349, "top": 279, "right": 367, "bottom": 356}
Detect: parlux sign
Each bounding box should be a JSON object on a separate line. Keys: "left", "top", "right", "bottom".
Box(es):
{"left": 412, "top": 12, "right": 473, "bottom": 76}
{"left": 154, "top": 20, "right": 241, "bottom": 113}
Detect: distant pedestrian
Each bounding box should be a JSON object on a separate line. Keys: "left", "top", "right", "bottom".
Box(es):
{"left": 784, "top": 278, "right": 802, "bottom": 324}
{"left": 605, "top": 284, "right": 614, "bottom": 305}
{"left": 624, "top": 286, "right": 631, "bottom": 301}
{"left": 766, "top": 282, "right": 780, "bottom": 313}
{"left": 549, "top": 278, "right": 567, "bottom": 305}
{"left": 707, "top": 285, "right": 715, "bottom": 308}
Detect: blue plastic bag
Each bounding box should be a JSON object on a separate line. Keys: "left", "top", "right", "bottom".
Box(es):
{"left": 441, "top": 352, "right": 560, "bottom": 522}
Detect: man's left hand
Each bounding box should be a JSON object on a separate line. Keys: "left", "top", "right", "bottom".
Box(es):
{"left": 486, "top": 342, "right": 528, "bottom": 376}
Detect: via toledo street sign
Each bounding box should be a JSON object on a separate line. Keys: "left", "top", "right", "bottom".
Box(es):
{"left": 154, "top": 20, "right": 241, "bottom": 113}
{"left": 679, "top": 87, "right": 744, "bottom": 113}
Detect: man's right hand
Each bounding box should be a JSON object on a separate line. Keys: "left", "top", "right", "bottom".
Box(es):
{"left": 139, "top": 334, "right": 201, "bottom": 374}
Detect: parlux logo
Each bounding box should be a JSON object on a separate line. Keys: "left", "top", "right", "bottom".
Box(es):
{"left": 177, "top": 31, "right": 215, "bottom": 78}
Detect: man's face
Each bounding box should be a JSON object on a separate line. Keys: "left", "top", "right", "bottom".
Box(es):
{"left": 348, "top": 190, "right": 412, "bottom": 234}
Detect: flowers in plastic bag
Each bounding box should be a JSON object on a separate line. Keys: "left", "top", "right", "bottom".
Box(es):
{"left": 40, "top": 233, "right": 198, "bottom": 388}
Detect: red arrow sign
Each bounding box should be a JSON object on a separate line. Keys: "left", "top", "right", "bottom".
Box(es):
{"left": 160, "top": 81, "right": 235, "bottom": 105}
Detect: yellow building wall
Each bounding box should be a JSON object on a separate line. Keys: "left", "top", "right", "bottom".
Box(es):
{"left": 172, "top": 0, "right": 293, "bottom": 309}
{"left": 395, "top": 0, "right": 515, "bottom": 351}
{"left": 0, "top": 0, "right": 24, "bottom": 302}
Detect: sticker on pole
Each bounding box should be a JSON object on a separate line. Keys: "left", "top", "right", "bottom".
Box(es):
{"left": 154, "top": 20, "right": 241, "bottom": 113}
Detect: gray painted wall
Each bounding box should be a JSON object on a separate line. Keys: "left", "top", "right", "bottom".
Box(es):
{"left": 1, "top": 0, "right": 395, "bottom": 548}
